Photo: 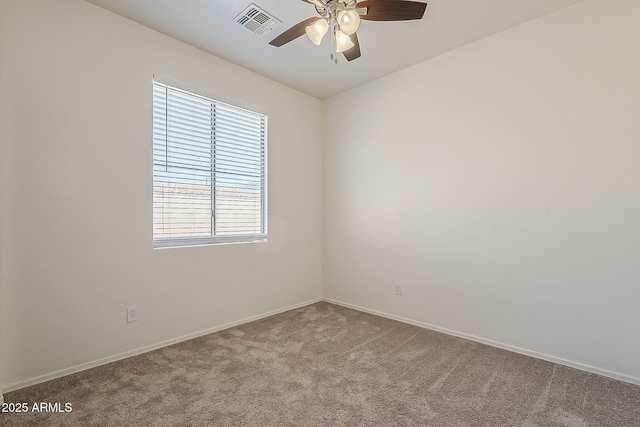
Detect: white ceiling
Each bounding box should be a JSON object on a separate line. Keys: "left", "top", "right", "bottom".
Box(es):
{"left": 85, "top": 0, "right": 583, "bottom": 99}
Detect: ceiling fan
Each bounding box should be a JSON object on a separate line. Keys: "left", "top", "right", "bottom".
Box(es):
{"left": 269, "top": 0, "right": 427, "bottom": 62}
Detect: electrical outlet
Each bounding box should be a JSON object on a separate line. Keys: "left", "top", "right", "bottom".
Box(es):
{"left": 127, "top": 307, "right": 137, "bottom": 323}
{"left": 395, "top": 284, "right": 402, "bottom": 296}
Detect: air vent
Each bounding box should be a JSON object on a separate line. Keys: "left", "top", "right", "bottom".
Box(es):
{"left": 234, "top": 3, "right": 281, "bottom": 37}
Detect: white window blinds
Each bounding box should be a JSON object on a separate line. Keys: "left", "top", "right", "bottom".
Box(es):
{"left": 152, "top": 81, "right": 267, "bottom": 248}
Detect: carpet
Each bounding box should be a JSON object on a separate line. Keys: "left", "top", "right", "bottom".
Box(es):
{"left": 2, "top": 302, "right": 639, "bottom": 426}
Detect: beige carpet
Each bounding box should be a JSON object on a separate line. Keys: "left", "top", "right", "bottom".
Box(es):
{"left": 2, "top": 302, "right": 639, "bottom": 426}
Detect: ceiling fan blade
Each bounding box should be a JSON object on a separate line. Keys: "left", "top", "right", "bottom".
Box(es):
{"left": 343, "top": 33, "right": 361, "bottom": 62}
{"left": 356, "top": 0, "right": 427, "bottom": 21}
{"left": 269, "top": 17, "right": 318, "bottom": 47}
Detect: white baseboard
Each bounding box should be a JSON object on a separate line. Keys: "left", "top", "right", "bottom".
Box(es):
{"left": 323, "top": 297, "right": 640, "bottom": 387}
{"left": 2, "top": 298, "right": 322, "bottom": 394}
{"left": 5, "top": 296, "right": 637, "bottom": 394}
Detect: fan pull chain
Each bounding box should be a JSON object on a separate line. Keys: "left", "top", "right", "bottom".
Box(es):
{"left": 330, "top": 24, "right": 338, "bottom": 64}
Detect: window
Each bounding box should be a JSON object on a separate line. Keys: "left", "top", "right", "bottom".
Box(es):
{"left": 152, "top": 81, "right": 267, "bottom": 248}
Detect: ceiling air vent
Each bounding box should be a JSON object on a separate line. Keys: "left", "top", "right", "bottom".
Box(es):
{"left": 234, "top": 3, "right": 281, "bottom": 37}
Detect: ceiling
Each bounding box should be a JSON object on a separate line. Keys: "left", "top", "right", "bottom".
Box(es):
{"left": 85, "top": 0, "right": 583, "bottom": 99}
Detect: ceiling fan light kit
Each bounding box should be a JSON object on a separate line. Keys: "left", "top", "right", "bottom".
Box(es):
{"left": 270, "top": 0, "right": 427, "bottom": 62}
{"left": 305, "top": 18, "right": 329, "bottom": 45}
{"left": 337, "top": 9, "right": 361, "bottom": 35}
{"left": 335, "top": 28, "right": 355, "bottom": 52}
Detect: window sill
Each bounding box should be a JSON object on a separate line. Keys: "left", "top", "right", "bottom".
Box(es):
{"left": 153, "top": 234, "right": 267, "bottom": 249}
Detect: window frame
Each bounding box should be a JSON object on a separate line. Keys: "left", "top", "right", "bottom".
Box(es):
{"left": 152, "top": 79, "right": 268, "bottom": 249}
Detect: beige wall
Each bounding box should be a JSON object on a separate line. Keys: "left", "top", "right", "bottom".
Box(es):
{"left": 323, "top": 0, "right": 640, "bottom": 384}
{"left": 0, "top": 0, "right": 323, "bottom": 389}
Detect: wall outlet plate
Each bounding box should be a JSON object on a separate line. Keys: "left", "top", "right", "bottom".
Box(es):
{"left": 395, "top": 284, "right": 402, "bottom": 296}
{"left": 127, "top": 307, "right": 137, "bottom": 323}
